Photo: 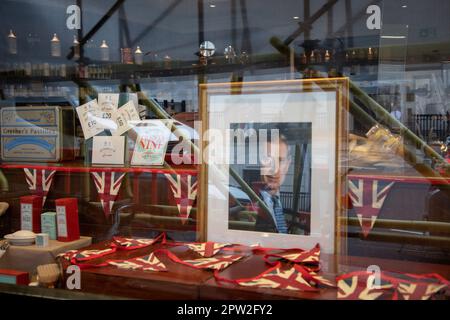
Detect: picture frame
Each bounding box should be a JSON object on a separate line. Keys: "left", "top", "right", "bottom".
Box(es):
{"left": 198, "top": 79, "right": 349, "bottom": 254}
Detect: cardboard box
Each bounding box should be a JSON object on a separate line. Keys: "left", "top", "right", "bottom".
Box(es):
{"left": 0, "top": 106, "right": 75, "bottom": 162}
{"left": 0, "top": 269, "right": 29, "bottom": 285}
{"left": 41, "top": 212, "right": 57, "bottom": 240}
{"left": 55, "top": 198, "right": 80, "bottom": 242}
{"left": 20, "top": 195, "right": 43, "bottom": 233}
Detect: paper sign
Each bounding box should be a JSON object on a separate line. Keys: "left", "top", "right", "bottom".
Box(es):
{"left": 97, "top": 93, "right": 119, "bottom": 131}
{"left": 113, "top": 101, "right": 140, "bottom": 136}
{"left": 76, "top": 100, "right": 104, "bottom": 139}
{"left": 92, "top": 136, "right": 125, "bottom": 165}
{"left": 131, "top": 120, "right": 172, "bottom": 166}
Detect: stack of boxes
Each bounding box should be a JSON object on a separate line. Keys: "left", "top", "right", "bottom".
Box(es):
{"left": 20, "top": 196, "right": 80, "bottom": 247}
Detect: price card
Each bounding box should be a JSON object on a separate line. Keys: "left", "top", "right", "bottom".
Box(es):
{"left": 97, "top": 93, "right": 119, "bottom": 131}
{"left": 113, "top": 101, "right": 140, "bottom": 136}
{"left": 76, "top": 100, "right": 104, "bottom": 139}
{"left": 131, "top": 120, "right": 172, "bottom": 166}
{"left": 92, "top": 136, "right": 125, "bottom": 165}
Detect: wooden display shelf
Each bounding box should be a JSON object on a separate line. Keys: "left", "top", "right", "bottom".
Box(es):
{"left": 59, "top": 240, "right": 450, "bottom": 300}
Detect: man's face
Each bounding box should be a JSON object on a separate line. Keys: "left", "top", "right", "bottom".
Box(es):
{"left": 261, "top": 140, "right": 291, "bottom": 195}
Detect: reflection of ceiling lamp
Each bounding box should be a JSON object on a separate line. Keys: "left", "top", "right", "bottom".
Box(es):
{"left": 100, "top": 40, "right": 109, "bottom": 61}
{"left": 134, "top": 46, "right": 143, "bottom": 65}
{"left": 199, "top": 41, "right": 215, "bottom": 66}
{"left": 7, "top": 30, "right": 17, "bottom": 55}
{"left": 51, "top": 33, "right": 61, "bottom": 57}
{"left": 199, "top": 41, "right": 216, "bottom": 57}
{"left": 73, "top": 35, "right": 80, "bottom": 59}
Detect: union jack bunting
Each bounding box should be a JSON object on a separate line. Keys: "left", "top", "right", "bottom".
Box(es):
{"left": 387, "top": 272, "right": 449, "bottom": 300}
{"left": 264, "top": 244, "right": 321, "bottom": 266}
{"left": 91, "top": 171, "right": 126, "bottom": 217}
{"left": 236, "top": 264, "right": 320, "bottom": 292}
{"left": 185, "top": 242, "right": 232, "bottom": 257}
{"left": 348, "top": 178, "right": 395, "bottom": 237}
{"left": 337, "top": 271, "right": 393, "bottom": 300}
{"left": 23, "top": 168, "right": 56, "bottom": 206}
{"left": 58, "top": 247, "right": 116, "bottom": 262}
{"left": 112, "top": 233, "right": 165, "bottom": 250}
{"left": 308, "top": 271, "right": 336, "bottom": 288}
{"left": 180, "top": 254, "right": 243, "bottom": 270}
{"left": 336, "top": 271, "right": 449, "bottom": 300}
{"left": 108, "top": 252, "right": 167, "bottom": 272}
{"left": 164, "top": 174, "right": 198, "bottom": 222}
{"left": 395, "top": 281, "right": 447, "bottom": 300}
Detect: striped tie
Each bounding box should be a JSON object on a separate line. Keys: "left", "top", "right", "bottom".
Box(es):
{"left": 272, "top": 195, "right": 288, "bottom": 234}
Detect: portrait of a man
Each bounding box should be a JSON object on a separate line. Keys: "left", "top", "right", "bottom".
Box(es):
{"left": 228, "top": 122, "right": 312, "bottom": 235}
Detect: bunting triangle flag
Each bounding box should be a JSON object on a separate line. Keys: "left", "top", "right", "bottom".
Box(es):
{"left": 263, "top": 244, "right": 321, "bottom": 266}
{"left": 337, "top": 270, "right": 449, "bottom": 300}
{"left": 387, "top": 272, "right": 449, "bottom": 300}
{"left": 348, "top": 178, "right": 394, "bottom": 237}
{"left": 337, "top": 271, "right": 393, "bottom": 300}
{"left": 107, "top": 252, "right": 167, "bottom": 272}
{"left": 180, "top": 254, "right": 243, "bottom": 270}
{"left": 164, "top": 173, "right": 198, "bottom": 223}
{"left": 112, "top": 233, "right": 166, "bottom": 250}
{"left": 91, "top": 171, "right": 126, "bottom": 217}
{"left": 236, "top": 264, "right": 321, "bottom": 292}
{"left": 157, "top": 249, "right": 243, "bottom": 271}
{"left": 57, "top": 247, "right": 117, "bottom": 264}
{"left": 185, "top": 242, "right": 232, "bottom": 257}
{"left": 23, "top": 168, "right": 56, "bottom": 206}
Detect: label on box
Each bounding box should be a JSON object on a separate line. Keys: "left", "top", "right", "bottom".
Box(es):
{"left": 21, "top": 203, "right": 33, "bottom": 231}
{"left": 76, "top": 100, "right": 105, "bottom": 139}
{"left": 131, "top": 120, "right": 172, "bottom": 166}
{"left": 113, "top": 101, "right": 140, "bottom": 136}
{"left": 92, "top": 136, "right": 125, "bottom": 165}
{"left": 56, "top": 206, "right": 68, "bottom": 238}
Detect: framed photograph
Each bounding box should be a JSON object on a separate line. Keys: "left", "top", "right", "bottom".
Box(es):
{"left": 199, "top": 79, "right": 349, "bottom": 254}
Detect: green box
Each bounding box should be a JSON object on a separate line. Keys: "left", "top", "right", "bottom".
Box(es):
{"left": 41, "top": 212, "right": 57, "bottom": 240}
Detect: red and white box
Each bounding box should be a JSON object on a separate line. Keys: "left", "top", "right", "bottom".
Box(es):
{"left": 0, "top": 269, "right": 29, "bottom": 285}
{"left": 20, "top": 195, "right": 43, "bottom": 233}
{"left": 55, "top": 198, "right": 80, "bottom": 242}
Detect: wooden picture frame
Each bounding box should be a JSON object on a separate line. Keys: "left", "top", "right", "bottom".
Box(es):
{"left": 198, "top": 78, "right": 349, "bottom": 254}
